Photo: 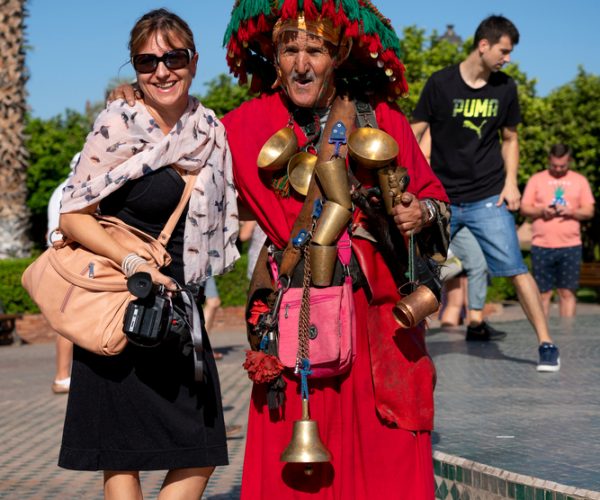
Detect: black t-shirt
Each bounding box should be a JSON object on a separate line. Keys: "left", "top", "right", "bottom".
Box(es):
{"left": 413, "top": 64, "right": 521, "bottom": 203}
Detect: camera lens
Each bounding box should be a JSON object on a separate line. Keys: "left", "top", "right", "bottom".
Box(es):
{"left": 127, "top": 272, "right": 154, "bottom": 299}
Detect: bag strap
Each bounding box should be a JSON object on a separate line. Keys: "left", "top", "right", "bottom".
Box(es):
{"left": 278, "top": 95, "right": 357, "bottom": 280}
{"left": 157, "top": 169, "right": 197, "bottom": 247}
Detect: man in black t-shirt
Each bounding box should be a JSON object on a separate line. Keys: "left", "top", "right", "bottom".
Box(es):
{"left": 412, "top": 15, "right": 560, "bottom": 372}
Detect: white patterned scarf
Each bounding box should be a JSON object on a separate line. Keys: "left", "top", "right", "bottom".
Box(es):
{"left": 61, "top": 97, "right": 239, "bottom": 285}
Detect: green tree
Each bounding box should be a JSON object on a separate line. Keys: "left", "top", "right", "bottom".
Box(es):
{"left": 197, "top": 74, "right": 252, "bottom": 118}
{"left": 24, "top": 110, "right": 89, "bottom": 246}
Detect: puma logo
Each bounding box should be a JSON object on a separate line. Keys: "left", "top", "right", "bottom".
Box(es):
{"left": 463, "top": 119, "right": 487, "bottom": 139}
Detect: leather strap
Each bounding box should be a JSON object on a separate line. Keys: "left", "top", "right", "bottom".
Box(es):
{"left": 279, "top": 95, "right": 357, "bottom": 279}
{"left": 157, "top": 169, "right": 197, "bottom": 247}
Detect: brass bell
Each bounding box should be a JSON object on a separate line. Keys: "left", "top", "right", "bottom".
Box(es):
{"left": 315, "top": 157, "right": 352, "bottom": 209}
{"left": 309, "top": 243, "right": 338, "bottom": 287}
{"left": 392, "top": 284, "right": 440, "bottom": 328}
{"left": 311, "top": 201, "right": 352, "bottom": 246}
{"left": 280, "top": 398, "right": 332, "bottom": 468}
{"left": 347, "top": 127, "right": 399, "bottom": 170}
{"left": 287, "top": 152, "right": 317, "bottom": 196}
{"left": 257, "top": 127, "right": 298, "bottom": 171}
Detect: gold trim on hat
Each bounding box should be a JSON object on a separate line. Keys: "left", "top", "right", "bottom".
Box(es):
{"left": 273, "top": 13, "right": 342, "bottom": 46}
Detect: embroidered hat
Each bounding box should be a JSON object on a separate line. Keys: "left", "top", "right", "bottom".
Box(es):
{"left": 223, "top": 0, "right": 408, "bottom": 100}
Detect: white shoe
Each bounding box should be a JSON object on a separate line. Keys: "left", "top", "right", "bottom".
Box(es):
{"left": 52, "top": 377, "right": 70, "bottom": 394}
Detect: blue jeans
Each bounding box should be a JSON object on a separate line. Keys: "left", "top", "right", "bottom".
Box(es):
{"left": 449, "top": 227, "right": 488, "bottom": 311}
{"left": 451, "top": 195, "right": 528, "bottom": 278}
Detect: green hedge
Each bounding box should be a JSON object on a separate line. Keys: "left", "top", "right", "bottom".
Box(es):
{"left": 0, "top": 258, "right": 39, "bottom": 314}
{"left": 0, "top": 253, "right": 250, "bottom": 314}
{"left": 215, "top": 252, "right": 250, "bottom": 307}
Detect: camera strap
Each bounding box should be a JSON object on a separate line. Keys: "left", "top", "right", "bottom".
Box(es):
{"left": 180, "top": 288, "right": 205, "bottom": 382}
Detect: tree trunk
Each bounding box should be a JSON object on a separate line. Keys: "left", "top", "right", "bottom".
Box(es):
{"left": 0, "top": 0, "right": 31, "bottom": 258}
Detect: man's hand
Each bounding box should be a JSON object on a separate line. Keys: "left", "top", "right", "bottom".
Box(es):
{"left": 107, "top": 83, "right": 139, "bottom": 106}
{"left": 497, "top": 182, "right": 521, "bottom": 211}
{"left": 542, "top": 205, "right": 558, "bottom": 220}
{"left": 392, "top": 192, "right": 425, "bottom": 236}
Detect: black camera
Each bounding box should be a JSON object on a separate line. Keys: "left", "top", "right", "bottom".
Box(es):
{"left": 123, "top": 272, "right": 188, "bottom": 347}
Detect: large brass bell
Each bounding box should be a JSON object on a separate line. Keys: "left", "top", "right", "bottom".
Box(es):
{"left": 309, "top": 242, "right": 337, "bottom": 287}
{"left": 315, "top": 157, "right": 352, "bottom": 209}
{"left": 287, "top": 152, "right": 317, "bottom": 196}
{"left": 257, "top": 127, "right": 298, "bottom": 171}
{"left": 347, "top": 127, "right": 399, "bottom": 170}
{"left": 311, "top": 201, "right": 352, "bottom": 246}
{"left": 280, "top": 398, "right": 332, "bottom": 471}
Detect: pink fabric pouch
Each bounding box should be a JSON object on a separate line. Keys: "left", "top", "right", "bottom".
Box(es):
{"left": 275, "top": 235, "right": 356, "bottom": 378}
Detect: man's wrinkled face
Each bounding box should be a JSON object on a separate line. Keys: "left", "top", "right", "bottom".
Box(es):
{"left": 548, "top": 154, "right": 571, "bottom": 178}
{"left": 480, "top": 34, "right": 513, "bottom": 72}
{"left": 276, "top": 31, "right": 336, "bottom": 108}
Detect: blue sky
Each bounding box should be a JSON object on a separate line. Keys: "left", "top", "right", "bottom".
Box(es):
{"left": 26, "top": 0, "right": 600, "bottom": 119}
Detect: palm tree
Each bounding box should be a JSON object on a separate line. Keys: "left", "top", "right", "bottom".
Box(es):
{"left": 0, "top": 0, "right": 30, "bottom": 258}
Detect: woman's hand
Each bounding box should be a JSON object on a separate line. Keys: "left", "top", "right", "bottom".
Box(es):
{"left": 135, "top": 262, "right": 179, "bottom": 292}
{"left": 392, "top": 192, "right": 426, "bottom": 237}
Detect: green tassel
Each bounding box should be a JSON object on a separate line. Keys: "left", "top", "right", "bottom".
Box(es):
{"left": 340, "top": 0, "right": 360, "bottom": 21}
{"left": 223, "top": 0, "right": 273, "bottom": 45}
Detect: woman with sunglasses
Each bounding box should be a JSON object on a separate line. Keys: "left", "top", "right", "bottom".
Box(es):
{"left": 57, "top": 9, "right": 238, "bottom": 499}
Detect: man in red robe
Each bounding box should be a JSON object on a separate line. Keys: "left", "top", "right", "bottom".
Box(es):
{"left": 222, "top": 2, "right": 450, "bottom": 498}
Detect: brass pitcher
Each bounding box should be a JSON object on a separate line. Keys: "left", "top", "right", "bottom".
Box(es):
{"left": 392, "top": 284, "right": 440, "bottom": 328}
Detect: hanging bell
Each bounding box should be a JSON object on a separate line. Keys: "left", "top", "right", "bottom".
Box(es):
{"left": 280, "top": 398, "right": 332, "bottom": 472}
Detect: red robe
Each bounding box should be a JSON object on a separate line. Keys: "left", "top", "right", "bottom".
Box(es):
{"left": 222, "top": 92, "right": 448, "bottom": 499}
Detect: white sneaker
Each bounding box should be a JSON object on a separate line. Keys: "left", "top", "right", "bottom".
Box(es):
{"left": 52, "top": 377, "right": 70, "bottom": 394}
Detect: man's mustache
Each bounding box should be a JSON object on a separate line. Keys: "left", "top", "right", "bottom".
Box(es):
{"left": 289, "top": 70, "right": 315, "bottom": 83}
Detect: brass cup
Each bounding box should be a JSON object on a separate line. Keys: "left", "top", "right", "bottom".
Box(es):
{"left": 378, "top": 165, "right": 409, "bottom": 215}
{"left": 311, "top": 201, "right": 352, "bottom": 246}
{"left": 257, "top": 127, "right": 298, "bottom": 171}
{"left": 287, "top": 152, "right": 317, "bottom": 196}
{"left": 315, "top": 157, "right": 352, "bottom": 209}
{"left": 309, "top": 243, "right": 338, "bottom": 287}
{"left": 392, "top": 285, "right": 440, "bottom": 328}
{"left": 347, "top": 128, "right": 399, "bottom": 169}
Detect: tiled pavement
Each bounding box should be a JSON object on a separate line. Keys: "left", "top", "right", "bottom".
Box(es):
{"left": 1, "top": 302, "right": 599, "bottom": 498}
{"left": 0, "top": 330, "right": 250, "bottom": 500}
{"left": 429, "top": 303, "right": 600, "bottom": 494}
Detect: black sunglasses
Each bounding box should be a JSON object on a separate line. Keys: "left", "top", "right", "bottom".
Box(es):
{"left": 132, "top": 48, "right": 195, "bottom": 74}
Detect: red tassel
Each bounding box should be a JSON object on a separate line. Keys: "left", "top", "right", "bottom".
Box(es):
{"left": 303, "top": 0, "right": 319, "bottom": 19}
{"left": 257, "top": 13, "right": 269, "bottom": 32}
{"left": 321, "top": 0, "right": 336, "bottom": 20}
{"left": 281, "top": 0, "right": 298, "bottom": 19}
{"left": 345, "top": 21, "right": 359, "bottom": 38}
{"left": 243, "top": 350, "right": 284, "bottom": 384}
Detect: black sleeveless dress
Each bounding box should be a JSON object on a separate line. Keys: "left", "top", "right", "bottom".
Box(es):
{"left": 58, "top": 168, "right": 228, "bottom": 471}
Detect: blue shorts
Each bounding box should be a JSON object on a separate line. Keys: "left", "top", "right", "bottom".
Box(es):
{"left": 531, "top": 245, "right": 582, "bottom": 292}
{"left": 450, "top": 195, "right": 528, "bottom": 278}
{"left": 202, "top": 276, "right": 219, "bottom": 299}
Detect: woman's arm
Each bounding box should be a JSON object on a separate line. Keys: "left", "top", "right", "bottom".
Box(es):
{"left": 60, "top": 208, "right": 177, "bottom": 289}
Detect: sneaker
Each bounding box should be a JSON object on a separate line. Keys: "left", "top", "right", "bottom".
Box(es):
{"left": 465, "top": 321, "right": 507, "bottom": 341}
{"left": 51, "top": 377, "right": 70, "bottom": 394}
{"left": 537, "top": 343, "right": 560, "bottom": 372}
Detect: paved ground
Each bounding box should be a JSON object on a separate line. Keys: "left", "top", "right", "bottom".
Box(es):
{"left": 429, "top": 302, "right": 600, "bottom": 492}
{"left": 1, "top": 301, "right": 599, "bottom": 498}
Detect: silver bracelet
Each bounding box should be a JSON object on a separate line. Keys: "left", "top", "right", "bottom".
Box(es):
{"left": 121, "top": 253, "right": 147, "bottom": 278}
